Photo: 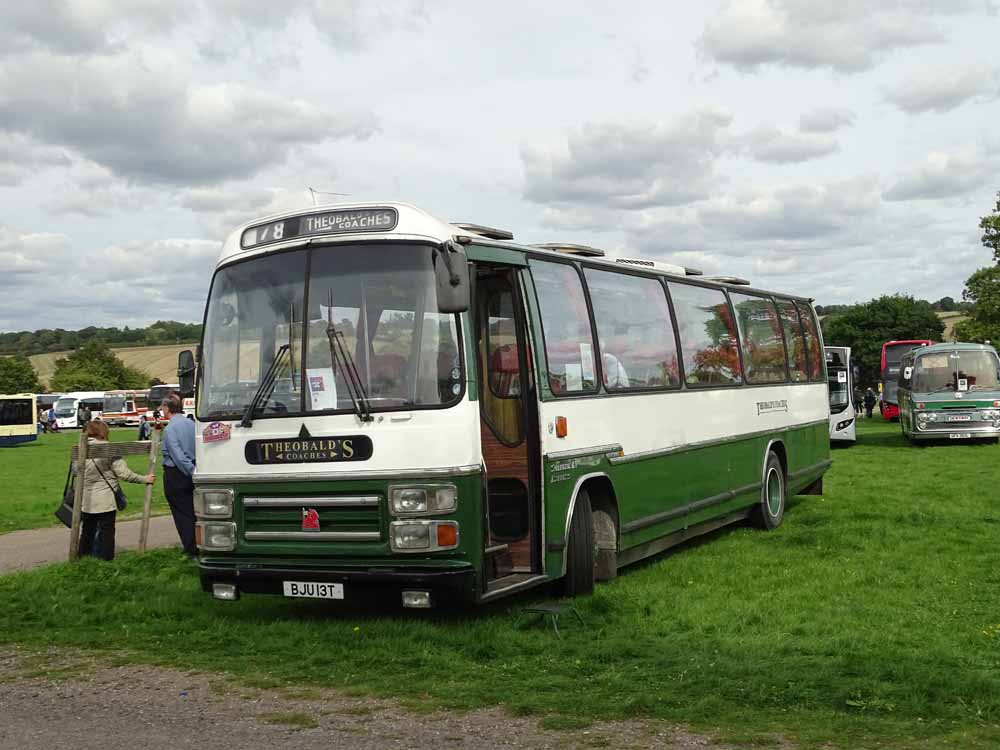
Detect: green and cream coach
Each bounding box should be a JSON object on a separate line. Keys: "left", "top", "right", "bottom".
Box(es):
{"left": 181, "top": 202, "right": 831, "bottom": 607}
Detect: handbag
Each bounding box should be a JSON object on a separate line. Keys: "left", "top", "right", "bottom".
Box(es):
{"left": 54, "top": 463, "right": 75, "bottom": 528}
{"left": 94, "top": 461, "right": 129, "bottom": 512}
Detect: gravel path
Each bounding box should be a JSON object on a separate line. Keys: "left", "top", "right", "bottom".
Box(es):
{"left": 0, "top": 515, "right": 178, "bottom": 574}
{"left": 0, "top": 647, "right": 756, "bottom": 750}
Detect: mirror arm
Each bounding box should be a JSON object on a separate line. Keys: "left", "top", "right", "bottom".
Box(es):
{"left": 437, "top": 241, "right": 462, "bottom": 287}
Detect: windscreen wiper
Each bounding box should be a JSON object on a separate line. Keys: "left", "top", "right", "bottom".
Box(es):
{"left": 240, "top": 344, "right": 290, "bottom": 428}
{"left": 325, "top": 290, "right": 373, "bottom": 422}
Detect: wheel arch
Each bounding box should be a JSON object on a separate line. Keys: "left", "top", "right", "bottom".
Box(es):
{"left": 762, "top": 438, "right": 787, "bottom": 484}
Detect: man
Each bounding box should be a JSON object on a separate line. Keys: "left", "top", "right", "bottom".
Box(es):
{"left": 137, "top": 415, "right": 152, "bottom": 441}
{"left": 160, "top": 393, "right": 197, "bottom": 558}
{"left": 47, "top": 406, "right": 59, "bottom": 432}
{"left": 863, "top": 388, "right": 877, "bottom": 419}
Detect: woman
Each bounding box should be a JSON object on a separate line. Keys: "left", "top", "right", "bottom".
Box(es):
{"left": 79, "top": 420, "right": 155, "bottom": 560}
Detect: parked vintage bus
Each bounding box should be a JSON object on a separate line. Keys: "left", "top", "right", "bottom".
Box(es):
{"left": 182, "top": 203, "right": 831, "bottom": 607}
{"left": 145, "top": 383, "right": 196, "bottom": 424}
{"left": 0, "top": 393, "right": 37, "bottom": 447}
{"left": 880, "top": 339, "right": 933, "bottom": 420}
{"left": 897, "top": 342, "right": 1000, "bottom": 442}
{"left": 53, "top": 391, "right": 105, "bottom": 429}
{"left": 102, "top": 389, "right": 149, "bottom": 426}
{"left": 826, "top": 346, "right": 857, "bottom": 443}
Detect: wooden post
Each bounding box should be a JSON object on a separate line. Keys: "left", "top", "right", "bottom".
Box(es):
{"left": 68, "top": 430, "right": 88, "bottom": 562}
{"left": 138, "top": 428, "right": 160, "bottom": 553}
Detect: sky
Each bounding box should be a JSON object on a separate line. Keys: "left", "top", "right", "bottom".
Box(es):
{"left": 1, "top": 0, "right": 999, "bottom": 332}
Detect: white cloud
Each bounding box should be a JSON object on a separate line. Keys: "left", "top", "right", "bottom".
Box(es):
{"left": 522, "top": 109, "right": 733, "bottom": 210}
{"left": 737, "top": 125, "right": 839, "bottom": 163}
{"left": 885, "top": 65, "right": 998, "bottom": 114}
{"left": 883, "top": 146, "right": 999, "bottom": 201}
{"left": 799, "top": 107, "right": 856, "bottom": 133}
{"left": 699, "top": 0, "right": 987, "bottom": 73}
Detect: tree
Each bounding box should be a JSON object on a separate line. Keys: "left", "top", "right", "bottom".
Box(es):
{"left": 0, "top": 355, "right": 41, "bottom": 393}
{"left": 50, "top": 342, "right": 151, "bottom": 392}
{"left": 931, "top": 296, "right": 957, "bottom": 312}
{"left": 982, "top": 191, "right": 1000, "bottom": 262}
{"left": 954, "top": 265, "right": 1000, "bottom": 344}
{"left": 822, "top": 295, "right": 944, "bottom": 387}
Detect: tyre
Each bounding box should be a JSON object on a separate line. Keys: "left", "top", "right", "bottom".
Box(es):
{"left": 751, "top": 452, "right": 785, "bottom": 531}
{"left": 592, "top": 508, "right": 617, "bottom": 582}
{"left": 561, "top": 489, "right": 594, "bottom": 597}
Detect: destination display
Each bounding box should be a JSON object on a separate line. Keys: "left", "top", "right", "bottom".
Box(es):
{"left": 240, "top": 208, "right": 398, "bottom": 249}
{"left": 244, "top": 434, "right": 374, "bottom": 465}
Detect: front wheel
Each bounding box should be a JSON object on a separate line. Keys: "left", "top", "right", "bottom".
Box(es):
{"left": 751, "top": 452, "right": 785, "bottom": 530}
{"left": 561, "top": 490, "right": 595, "bottom": 597}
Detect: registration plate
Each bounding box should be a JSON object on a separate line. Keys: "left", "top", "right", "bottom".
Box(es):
{"left": 949, "top": 432, "right": 972, "bottom": 439}
{"left": 282, "top": 581, "right": 344, "bottom": 599}
{"left": 946, "top": 415, "right": 972, "bottom": 422}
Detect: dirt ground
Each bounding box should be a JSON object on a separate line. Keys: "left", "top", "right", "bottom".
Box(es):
{"left": 0, "top": 646, "right": 767, "bottom": 750}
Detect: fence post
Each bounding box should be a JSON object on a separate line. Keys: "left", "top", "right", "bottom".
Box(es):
{"left": 138, "top": 428, "right": 160, "bottom": 553}
{"left": 68, "top": 430, "right": 88, "bottom": 561}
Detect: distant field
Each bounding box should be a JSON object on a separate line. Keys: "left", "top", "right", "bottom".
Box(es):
{"left": 29, "top": 343, "right": 196, "bottom": 387}
{"left": 937, "top": 311, "right": 967, "bottom": 341}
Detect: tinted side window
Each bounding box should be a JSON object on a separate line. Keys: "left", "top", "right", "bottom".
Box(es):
{"left": 731, "top": 293, "right": 787, "bottom": 384}
{"left": 530, "top": 261, "right": 598, "bottom": 395}
{"left": 584, "top": 268, "right": 681, "bottom": 390}
{"left": 775, "top": 300, "right": 808, "bottom": 382}
{"left": 667, "top": 282, "right": 742, "bottom": 387}
{"left": 796, "top": 302, "right": 824, "bottom": 381}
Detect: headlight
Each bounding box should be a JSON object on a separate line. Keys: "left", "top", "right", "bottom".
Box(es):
{"left": 194, "top": 488, "right": 234, "bottom": 518}
{"left": 390, "top": 520, "right": 459, "bottom": 552}
{"left": 197, "top": 521, "right": 236, "bottom": 551}
{"left": 389, "top": 485, "right": 457, "bottom": 516}
{"left": 981, "top": 409, "right": 1000, "bottom": 420}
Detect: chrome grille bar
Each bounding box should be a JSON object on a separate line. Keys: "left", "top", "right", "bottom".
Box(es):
{"left": 244, "top": 496, "right": 379, "bottom": 508}
{"left": 244, "top": 531, "right": 381, "bottom": 541}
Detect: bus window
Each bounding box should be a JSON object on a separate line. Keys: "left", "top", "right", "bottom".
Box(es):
{"left": 796, "top": 302, "right": 824, "bottom": 381}
{"left": 667, "top": 282, "right": 742, "bottom": 387}
{"left": 730, "top": 293, "right": 787, "bottom": 384}
{"left": 583, "top": 268, "right": 680, "bottom": 390}
{"left": 775, "top": 300, "right": 808, "bottom": 382}
{"left": 530, "top": 261, "right": 598, "bottom": 395}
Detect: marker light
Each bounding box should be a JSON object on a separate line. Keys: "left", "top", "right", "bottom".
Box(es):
{"left": 555, "top": 416, "right": 568, "bottom": 438}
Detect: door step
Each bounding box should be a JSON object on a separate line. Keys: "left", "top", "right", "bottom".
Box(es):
{"left": 482, "top": 573, "right": 548, "bottom": 600}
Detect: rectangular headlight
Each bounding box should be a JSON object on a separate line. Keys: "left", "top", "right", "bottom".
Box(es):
{"left": 390, "top": 521, "right": 459, "bottom": 553}
{"left": 194, "top": 488, "right": 234, "bottom": 518}
{"left": 198, "top": 521, "right": 236, "bottom": 551}
{"left": 389, "top": 484, "right": 457, "bottom": 516}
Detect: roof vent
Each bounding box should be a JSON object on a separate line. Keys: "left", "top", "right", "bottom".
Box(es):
{"left": 452, "top": 223, "right": 514, "bottom": 241}
{"left": 704, "top": 275, "right": 750, "bottom": 286}
{"left": 533, "top": 243, "right": 605, "bottom": 258}
{"left": 613, "top": 257, "right": 691, "bottom": 276}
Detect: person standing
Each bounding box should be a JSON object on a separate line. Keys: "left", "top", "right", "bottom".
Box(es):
{"left": 137, "top": 415, "right": 152, "bottom": 441}
{"left": 47, "top": 406, "right": 59, "bottom": 432}
{"left": 160, "top": 393, "right": 197, "bottom": 558}
{"left": 78, "top": 420, "right": 155, "bottom": 560}
{"left": 863, "top": 388, "right": 877, "bottom": 419}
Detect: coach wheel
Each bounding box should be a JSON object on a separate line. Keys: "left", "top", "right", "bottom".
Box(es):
{"left": 592, "top": 508, "right": 618, "bottom": 582}
{"left": 561, "top": 490, "right": 594, "bottom": 597}
{"left": 752, "top": 452, "right": 785, "bottom": 531}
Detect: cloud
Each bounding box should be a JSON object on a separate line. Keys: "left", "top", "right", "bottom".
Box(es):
{"left": 799, "top": 106, "right": 855, "bottom": 133}
{"left": 0, "top": 52, "right": 378, "bottom": 186}
{"left": 883, "top": 146, "right": 999, "bottom": 201}
{"left": 737, "top": 125, "right": 839, "bottom": 163}
{"left": 698, "top": 0, "right": 986, "bottom": 73}
{"left": 0, "top": 133, "right": 72, "bottom": 186}
{"left": 522, "top": 109, "right": 733, "bottom": 210}
{"left": 885, "top": 65, "right": 998, "bottom": 114}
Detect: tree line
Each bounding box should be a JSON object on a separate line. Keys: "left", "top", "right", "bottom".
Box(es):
{"left": 0, "top": 320, "right": 201, "bottom": 357}
{"left": 0, "top": 342, "right": 157, "bottom": 394}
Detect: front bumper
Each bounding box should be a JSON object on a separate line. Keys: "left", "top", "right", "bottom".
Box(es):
{"left": 199, "top": 561, "right": 479, "bottom": 605}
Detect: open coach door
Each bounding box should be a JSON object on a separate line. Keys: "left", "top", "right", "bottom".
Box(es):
{"left": 474, "top": 264, "right": 543, "bottom": 597}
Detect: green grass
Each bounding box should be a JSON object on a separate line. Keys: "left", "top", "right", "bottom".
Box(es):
{"left": 2, "top": 419, "right": 1000, "bottom": 749}
{"left": 0, "top": 428, "right": 169, "bottom": 534}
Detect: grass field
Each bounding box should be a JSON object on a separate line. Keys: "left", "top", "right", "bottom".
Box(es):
{"left": 28, "top": 343, "right": 195, "bottom": 387}
{"left": 2, "top": 418, "right": 1000, "bottom": 749}
{"left": 0, "top": 428, "right": 169, "bottom": 534}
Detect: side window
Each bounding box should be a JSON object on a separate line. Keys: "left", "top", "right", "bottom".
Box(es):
{"left": 796, "top": 302, "right": 824, "bottom": 381}
{"left": 667, "top": 282, "right": 743, "bottom": 387}
{"left": 775, "top": 300, "right": 808, "bottom": 382}
{"left": 730, "top": 293, "right": 787, "bottom": 384}
{"left": 485, "top": 287, "right": 521, "bottom": 399}
{"left": 530, "top": 260, "right": 598, "bottom": 395}
{"left": 584, "top": 268, "right": 681, "bottom": 390}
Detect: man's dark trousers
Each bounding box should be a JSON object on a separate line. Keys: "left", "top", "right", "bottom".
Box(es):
{"left": 163, "top": 465, "right": 196, "bottom": 555}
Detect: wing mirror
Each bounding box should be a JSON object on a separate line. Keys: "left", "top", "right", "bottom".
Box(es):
{"left": 178, "top": 349, "right": 196, "bottom": 397}
{"left": 434, "top": 241, "right": 470, "bottom": 313}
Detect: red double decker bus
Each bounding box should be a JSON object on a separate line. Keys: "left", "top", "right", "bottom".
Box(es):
{"left": 880, "top": 340, "right": 933, "bottom": 419}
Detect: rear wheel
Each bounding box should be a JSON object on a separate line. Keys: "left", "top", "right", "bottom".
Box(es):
{"left": 751, "top": 452, "right": 785, "bottom": 530}
{"left": 562, "top": 490, "right": 594, "bottom": 597}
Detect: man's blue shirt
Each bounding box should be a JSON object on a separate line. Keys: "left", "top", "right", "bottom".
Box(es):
{"left": 162, "top": 413, "right": 196, "bottom": 477}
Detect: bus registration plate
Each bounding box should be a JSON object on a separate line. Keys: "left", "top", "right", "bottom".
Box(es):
{"left": 282, "top": 581, "right": 344, "bottom": 600}
{"left": 946, "top": 415, "right": 971, "bottom": 422}
{"left": 948, "top": 432, "right": 972, "bottom": 439}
